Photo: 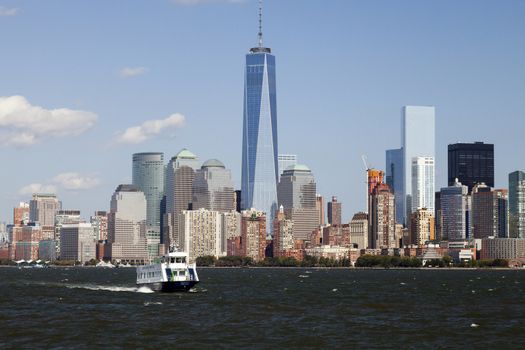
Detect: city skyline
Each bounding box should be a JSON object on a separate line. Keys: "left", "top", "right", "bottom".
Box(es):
{"left": 1, "top": 0, "right": 525, "bottom": 223}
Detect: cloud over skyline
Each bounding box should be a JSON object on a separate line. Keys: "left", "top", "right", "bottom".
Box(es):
{"left": 0, "top": 6, "right": 18, "bottom": 16}
{"left": 53, "top": 172, "right": 101, "bottom": 190}
{"left": 0, "top": 95, "right": 98, "bottom": 147}
{"left": 114, "top": 113, "right": 186, "bottom": 144}
{"left": 18, "top": 184, "right": 58, "bottom": 196}
{"left": 118, "top": 67, "right": 149, "bottom": 78}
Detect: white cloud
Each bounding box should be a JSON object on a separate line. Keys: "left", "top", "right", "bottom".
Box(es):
{"left": 53, "top": 172, "right": 101, "bottom": 190}
{"left": 171, "top": 0, "right": 246, "bottom": 5}
{"left": 18, "top": 184, "right": 57, "bottom": 196}
{"left": 119, "top": 67, "right": 149, "bottom": 78}
{"left": 0, "top": 95, "right": 98, "bottom": 147}
{"left": 0, "top": 7, "right": 18, "bottom": 16}
{"left": 114, "top": 113, "right": 186, "bottom": 144}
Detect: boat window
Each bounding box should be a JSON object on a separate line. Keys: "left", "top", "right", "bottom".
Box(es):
{"left": 170, "top": 258, "right": 175, "bottom": 263}
{"left": 176, "top": 257, "right": 182, "bottom": 263}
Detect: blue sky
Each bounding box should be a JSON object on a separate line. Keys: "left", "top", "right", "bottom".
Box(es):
{"left": 0, "top": 0, "right": 524, "bottom": 223}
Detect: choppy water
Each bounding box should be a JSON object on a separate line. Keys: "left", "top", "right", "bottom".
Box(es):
{"left": 1, "top": 267, "right": 525, "bottom": 349}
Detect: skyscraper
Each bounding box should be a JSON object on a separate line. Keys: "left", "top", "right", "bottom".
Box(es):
{"left": 448, "top": 142, "right": 494, "bottom": 192}
{"left": 411, "top": 156, "right": 435, "bottom": 213}
{"left": 369, "top": 183, "right": 396, "bottom": 249}
{"left": 316, "top": 194, "right": 325, "bottom": 226}
{"left": 277, "top": 164, "right": 317, "bottom": 240}
{"left": 179, "top": 208, "right": 223, "bottom": 263}
{"left": 241, "top": 4, "right": 278, "bottom": 233}
{"left": 509, "top": 171, "right": 525, "bottom": 238}
{"left": 327, "top": 196, "right": 342, "bottom": 226}
{"left": 402, "top": 106, "right": 435, "bottom": 225}
{"left": 471, "top": 184, "right": 507, "bottom": 239}
{"left": 164, "top": 149, "right": 199, "bottom": 248}
{"left": 440, "top": 180, "right": 470, "bottom": 241}
{"left": 192, "top": 159, "right": 235, "bottom": 213}
{"left": 386, "top": 148, "right": 404, "bottom": 224}
{"left": 29, "top": 193, "right": 62, "bottom": 226}
{"left": 409, "top": 209, "right": 435, "bottom": 246}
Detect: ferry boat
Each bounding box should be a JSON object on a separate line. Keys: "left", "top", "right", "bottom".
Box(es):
{"left": 136, "top": 249, "right": 199, "bottom": 292}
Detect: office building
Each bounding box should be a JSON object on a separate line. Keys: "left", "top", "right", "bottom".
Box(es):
{"left": 90, "top": 211, "right": 108, "bottom": 241}
{"left": 132, "top": 152, "right": 164, "bottom": 258}
{"left": 386, "top": 148, "right": 404, "bottom": 225}
{"left": 164, "top": 149, "right": 199, "bottom": 248}
{"left": 60, "top": 223, "right": 96, "bottom": 263}
{"left": 411, "top": 156, "right": 435, "bottom": 212}
{"left": 440, "top": 180, "right": 471, "bottom": 241}
{"left": 481, "top": 238, "right": 525, "bottom": 260}
{"left": 240, "top": 9, "right": 279, "bottom": 233}
{"left": 13, "top": 202, "right": 29, "bottom": 227}
{"left": 509, "top": 171, "right": 525, "bottom": 238}
{"left": 448, "top": 142, "right": 494, "bottom": 192}
{"left": 55, "top": 210, "right": 82, "bottom": 256}
{"left": 328, "top": 196, "right": 342, "bottom": 226}
{"left": 349, "top": 212, "right": 368, "bottom": 249}
{"left": 278, "top": 154, "right": 298, "bottom": 176}
{"left": 402, "top": 106, "right": 435, "bottom": 224}
{"left": 278, "top": 164, "right": 318, "bottom": 240}
{"left": 471, "top": 184, "right": 507, "bottom": 239}
{"left": 29, "top": 193, "right": 61, "bottom": 226}
{"left": 107, "top": 185, "right": 148, "bottom": 264}
{"left": 192, "top": 159, "right": 235, "bottom": 213}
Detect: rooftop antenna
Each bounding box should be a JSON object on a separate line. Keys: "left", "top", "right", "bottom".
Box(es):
{"left": 258, "top": 0, "right": 263, "bottom": 47}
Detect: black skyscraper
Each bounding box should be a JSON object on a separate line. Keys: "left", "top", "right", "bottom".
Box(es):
{"left": 448, "top": 142, "right": 494, "bottom": 192}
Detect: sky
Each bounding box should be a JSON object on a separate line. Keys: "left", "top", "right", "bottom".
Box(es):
{"left": 0, "top": 0, "right": 524, "bottom": 224}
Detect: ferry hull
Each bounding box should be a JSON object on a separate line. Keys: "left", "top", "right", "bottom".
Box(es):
{"left": 140, "top": 281, "right": 199, "bottom": 293}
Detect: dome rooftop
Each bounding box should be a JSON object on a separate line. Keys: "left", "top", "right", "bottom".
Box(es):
{"left": 202, "top": 159, "right": 225, "bottom": 169}
{"left": 174, "top": 148, "right": 197, "bottom": 159}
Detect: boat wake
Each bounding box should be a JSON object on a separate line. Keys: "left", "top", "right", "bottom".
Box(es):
{"left": 66, "top": 284, "right": 154, "bottom": 294}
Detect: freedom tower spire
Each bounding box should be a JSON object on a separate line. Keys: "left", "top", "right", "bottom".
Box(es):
{"left": 241, "top": 0, "right": 278, "bottom": 232}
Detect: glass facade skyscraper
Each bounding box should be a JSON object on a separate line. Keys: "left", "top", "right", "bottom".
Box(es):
{"left": 509, "top": 171, "right": 525, "bottom": 238}
{"left": 386, "top": 148, "right": 404, "bottom": 224}
{"left": 448, "top": 142, "right": 494, "bottom": 192}
{"left": 402, "top": 106, "right": 435, "bottom": 225}
{"left": 241, "top": 26, "right": 278, "bottom": 232}
{"left": 411, "top": 156, "right": 435, "bottom": 213}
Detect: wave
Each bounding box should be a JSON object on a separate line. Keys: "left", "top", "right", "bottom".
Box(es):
{"left": 66, "top": 284, "right": 154, "bottom": 294}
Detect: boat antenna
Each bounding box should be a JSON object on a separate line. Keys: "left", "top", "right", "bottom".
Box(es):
{"left": 258, "top": 0, "right": 263, "bottom": 47}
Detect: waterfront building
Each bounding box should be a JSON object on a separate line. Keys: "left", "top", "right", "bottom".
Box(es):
{"left": 448, "top": 142, "right": 494, "bottom": 192}
{"left": 369, "top": 183, "right": 396, "bottom": 249}
{"left": 409, "top": 209, "right": 435, "bottom": 246}
{"left": 90, "top": 211, "right": 108, "bottom": 241}
{"left": 435, "top": 191, "right": 442, "bottom": 241}
{"left": 240, "top": 8, "right": 279, "bottom": 234}
{"left": 107, "top": 185, "right": 148, "bottom": 264}
{"left": 316, "top": 194, "right": 325, "bottom": 226}
{"left": 440, "top": 180, "right": 470, "bottom": 241}
{"left": 411, "top": 157, "right": 435, "bottom": 213}
{"left": 278, "top": 154, "right": 297, "bottom": 176}
{"left": 471, "top": 184, "right": 507, "bottom": 239}
{"left": 240, "top": 209, "right": 266, "bottom": 261}
{"left": 327, "top": 196, "right": 342, "bottom": 226}
{"left": 14, "top": 224, "right": 42, "bottom": 261}
{"left": 222, "top": 210, "right": 242, "bottom": 256}
{"left": 509, "top": 171, "right": 525, "bottom": 238}
{"left": 349, "top": 212, "right": 368, "bottom": 249}
{"left": 55, "top": 210, "right": 82, "bottom": 257}
{"left": 29, "top": 193, "right": 61, "bottom": 226}
{"left": 164, "top": 149, "right": 199, "bottom": 248}
{"left": 386, "top": 148, "right": 404, "bottom": 224}
{"left": 132, "top": 152, "right": 164, "bottom": 258}
{"left": 273, "top": 205, "right": 295, "bottom": 257}
{"left": 38, "top": 239, "right": 57, "bottom": 261}
{"left": 192, "top": 159, "right": 235, "bottom": 213}
{"left": 278, "top": 164, "right": 318, "bottom": 240}
{"left": 13, "top": 202, "right": 29, "bottom": 227}
{"left": 480, "top": 238, "right": 525, "bottom": 260}
{"left": 60, "top": 223, "right": 96, "bottom": 263}
{"left": 402, "top": 106, "right": 435, "bottom": 225}
{"left": 304, "top": 245, "right": 349, "bottom": 260}
{"left": 179, "top": 209, "right": 223, "bottom": 263}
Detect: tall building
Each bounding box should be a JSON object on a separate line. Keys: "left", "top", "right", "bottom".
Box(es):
{"left": 367, "top": 169, "right": 384, "bottom": 196}
{"left": 386, "top": 148, "right": 404, "bottom": 225}
{"left": 273, "top": 205, "right": 295, "bottom": 257}
{"left": 164, "top": 149, "right": 199, "bottom": 248}
{"left": 222, "top": 210, "right": 241, "bottom": 256}
{"left": 509, "top": 171, "right": 525, "bottom": 238}
{"left": 13, "top": 202, "right": 29, "bottom": 227}
{"left": 471, "top": 184, "right": 507, "bottom": 239}
{"left": 240, "top": 6, "right": 279, "bottom": 233}
{"left": 277, "top": 164, "right": 317, "bottom": 240}
{"left": 29, "top": 193, "right": 61, "bottom": 226}
{"left": 435, "top": 191, "right": 442, "bottom": 241}
{"left": 90, "top": 211, "right": 108, "bottom": 241}
{"left": 192, "top": 159, "right": 235, "bottom": 213}
{"left": 440, "top": 180, "right": 470, "bottom": 241}
{"left": 369, "top": 183, "right": 396, "bottom": 249}
{"left": 411, "top": 156, "right": 435, "bottom": 213}
{"left": 327, "top": 196, "right": 342, "bottom": 226}
{"left": 60, "top": 223, "right": 96, "bottom": 263}
{"left": 349, "top": 212, "right": 368, "bottom": 249}
{"left": 179, "top": 209, "right": 223, "bottom": 263}
{"left": 107, "top": 185, "right": 148, "bottom": 263}
{"left": 448, "top": 142, "right": 494, "bottom": 192}
{"left": 409, "top": 209, "right": 435, "bottom": 246}
{"left": 55, "top": 210, "right": 82, "bottom": 257}
{"left": 402, "top": 106, "right": 435, "bottom": 225}
{"left": 316, "top": 194, "right": 325, "bottom": 226}
{"left": 278, "top": 154, "right": 297, "bottom": 176}
{"left": 241, "top": 209, "right": 266, "bottom": 261}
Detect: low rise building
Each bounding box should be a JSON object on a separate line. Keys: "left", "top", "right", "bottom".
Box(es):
{"left": 480, "top": 238, "right": 525, "bottom": 260}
